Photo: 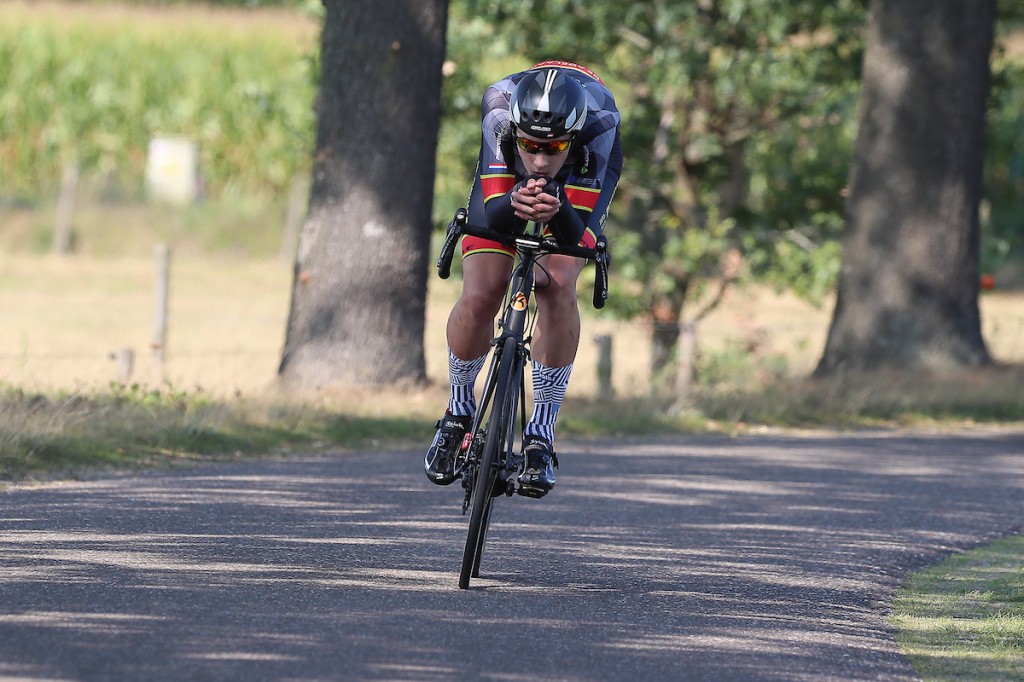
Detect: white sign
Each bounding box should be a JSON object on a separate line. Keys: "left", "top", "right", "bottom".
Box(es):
{"left": 146, "top": 136, "right": 199, "bottom": 205}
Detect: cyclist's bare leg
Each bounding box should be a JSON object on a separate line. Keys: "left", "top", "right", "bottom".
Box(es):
{"left": 532, "top": 254, "right": 586, "bottom": 367}
{"left": 425, "top": 252, "right": 514, "bottom": 484}
{"left": 446, "top": 252, "right": 512, "bottom": 361}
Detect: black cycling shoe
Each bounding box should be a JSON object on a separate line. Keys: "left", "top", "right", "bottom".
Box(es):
{"left": 424, "top": 414, "right": 472, "bottom": 486}
{"left": 517, "top": 435, "right": 558, "bottom": 498}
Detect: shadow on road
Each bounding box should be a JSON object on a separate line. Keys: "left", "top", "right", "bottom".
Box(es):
{"left": 1, "top": 431, "right": 1022, "bottom": 680}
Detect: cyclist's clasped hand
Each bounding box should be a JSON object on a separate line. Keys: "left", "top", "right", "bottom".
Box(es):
{"left": 511, "top": 176, "right": 560, "bottom": 224}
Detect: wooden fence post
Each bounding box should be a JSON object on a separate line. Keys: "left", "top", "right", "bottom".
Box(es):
{"left": 152, "top": 244, "right": 171, "bottom": 381}
{"left": 53, "top": 162, "right": 78, "bottom": 254}
{"left": 594, "top": 334, "right": 614, "bottom": 398}
{"left": 675, "top": 320, "right": 698, "bottom": 400}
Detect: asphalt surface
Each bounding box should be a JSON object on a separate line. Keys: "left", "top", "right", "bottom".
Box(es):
{"left": 2, "top": 430, "right": 1023, "bottom": 681}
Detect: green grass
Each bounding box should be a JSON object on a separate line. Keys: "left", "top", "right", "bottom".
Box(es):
{"left": 892, "top": 535, "right": 1024, "bottom": 681}
{"left": 3, "top": 367, "right": 1022, "bottom": 483}
{"left": 0, "top": 383, "right": 723, "bottom": 483}
{"left": 0, "top": 383, "right": 433, "bottom": 482}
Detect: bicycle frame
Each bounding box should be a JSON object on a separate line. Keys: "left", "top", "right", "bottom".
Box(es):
{"left": 435, "top": 208, "right": 609, "bottom": 588}
{"left": 456, "top": 227, "right": 541, "bottom": 512}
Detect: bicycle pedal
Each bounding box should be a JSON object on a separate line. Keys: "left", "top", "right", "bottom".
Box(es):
{"left": 516, "top": 483, "right": 550, "bottom": 499}
{"left": 489, "top": 473, "right": 516, "bottom": 498}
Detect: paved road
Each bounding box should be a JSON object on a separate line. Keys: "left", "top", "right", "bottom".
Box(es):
{"left": 2, "top": 430, "right": 1023, "bottom": 681}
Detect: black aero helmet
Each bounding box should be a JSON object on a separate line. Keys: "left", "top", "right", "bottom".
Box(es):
{"left": 510, "top": 68, "right": 588, "bottom": 139}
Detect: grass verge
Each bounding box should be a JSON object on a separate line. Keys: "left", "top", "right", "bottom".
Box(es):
{"left": 694, "top": 365, "right": 1024, "bottom": 428}
{"left": 3, "top": 366, "right": 1021, "bottom": 483}
{"left": 0, "top": 383, "right": 723, "bottom": 484}
{"left": 0, "top": 383, "right": 434, "bottom": 483}
{"left": 892, "top": 535, "right": 1024, "bottom": 681}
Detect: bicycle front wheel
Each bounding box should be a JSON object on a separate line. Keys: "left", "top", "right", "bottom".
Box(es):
{"left": 459, "top": 337, "right": 520, "bottom": 589}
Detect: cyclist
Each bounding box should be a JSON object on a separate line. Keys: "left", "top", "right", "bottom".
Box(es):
{"left": 425, "top": 61, "right": 622, "bottom": 498}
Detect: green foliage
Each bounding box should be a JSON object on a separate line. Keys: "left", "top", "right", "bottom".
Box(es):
{"left": 455, "top": 0, "right": 867, "bottom": 325}
{"left": 433, "top": 7, "right": 526, "bottom": 226}
{"left": 985, "top": 55, "right": 1024, "bottom": 280}
{"left": 998, "top": 0, "right": 1024, "bottom": 23}
{"left": 4, "top": 0, "right": 1022, "bottom": 303}
{"left": 695, "top": 341, "right": 790, "bottom": 393}
{"left": 449, "top": 0, "right": 1024, "bottom": 310}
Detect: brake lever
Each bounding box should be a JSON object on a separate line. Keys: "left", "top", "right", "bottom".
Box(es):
{"left": 437, "top": 208, "right": 467, "bottom": 279}
{"left": 593, "top": 235, "right": 609, "bottom": 309}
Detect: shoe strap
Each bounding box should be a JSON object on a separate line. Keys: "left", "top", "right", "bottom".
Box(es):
{"left": 440, "top": 416, "right": 469, "bottom": 431}
{"left": 524, "top": 442, "right": 558, "bottom": 469}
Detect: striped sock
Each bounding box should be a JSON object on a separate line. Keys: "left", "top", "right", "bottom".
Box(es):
{"left": 524, "top": 361, "right": 573, "bottom": 444}
{"left": 447, "top": 349, "right": 487, "bottom": 417}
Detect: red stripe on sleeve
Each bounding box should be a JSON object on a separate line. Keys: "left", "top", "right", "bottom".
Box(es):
{"left": 565, "top": 186, "right": 601, "bottom": 212}
{"left": 481, "top": 174, "right": 515, "bottom": 203}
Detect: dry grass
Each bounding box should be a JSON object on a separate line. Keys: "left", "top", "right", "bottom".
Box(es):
{"left": 2, "top": 250, "right": 1022, "bottom": 404}
{"left": 0, "top": 252, "right": 812, "bottom": 397}
{"left": 0, "top": 253, "right": 289, "bottom": 396}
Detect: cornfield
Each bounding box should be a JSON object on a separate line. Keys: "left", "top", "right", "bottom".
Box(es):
{"left": 0, "top": 1, "right": 319, "bottom": 200}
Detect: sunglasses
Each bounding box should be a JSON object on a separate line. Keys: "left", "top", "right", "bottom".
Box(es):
{"left": 514, "top": 136, "right": 572, "bottom": 156}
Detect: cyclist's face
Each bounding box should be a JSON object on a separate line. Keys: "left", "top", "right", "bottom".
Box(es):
{"left": 515, "top": 132, "right": 571, "bottom": 178}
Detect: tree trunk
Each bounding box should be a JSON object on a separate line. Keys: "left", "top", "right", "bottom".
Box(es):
{"left": 278, "top": 1, "right": 449, "bottom": 391}
{"left": 816, "top": 0, "right": 994, "bottom": 375}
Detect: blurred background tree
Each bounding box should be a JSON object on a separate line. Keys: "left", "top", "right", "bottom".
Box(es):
{"left": 278, "top": 0, "right": 448, "bottom": 390}
{"left": 816, "top": 0, "right": 996, "bottom": 374}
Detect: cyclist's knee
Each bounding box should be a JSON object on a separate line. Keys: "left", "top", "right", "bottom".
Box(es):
{"left": 536, "top": 257, "right": 583, "bottom": 297}
{"left": 458, "top": 286, "right": 503, "bottom": 321}
{"left": 459, "top": 253, "right": 508, "bottom": 305}
{"left": 458, "top": 270, "right": 506, "bottom": 322}
{"left": 534, "top": 280, "right": 579, "bottom": 313}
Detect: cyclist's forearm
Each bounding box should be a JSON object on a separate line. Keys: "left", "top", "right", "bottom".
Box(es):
{"left": 550, "top": 196, "right": 586, "bottom": 246}
{"left": 484, "top": 191, "right": 528, "bottom": 234}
